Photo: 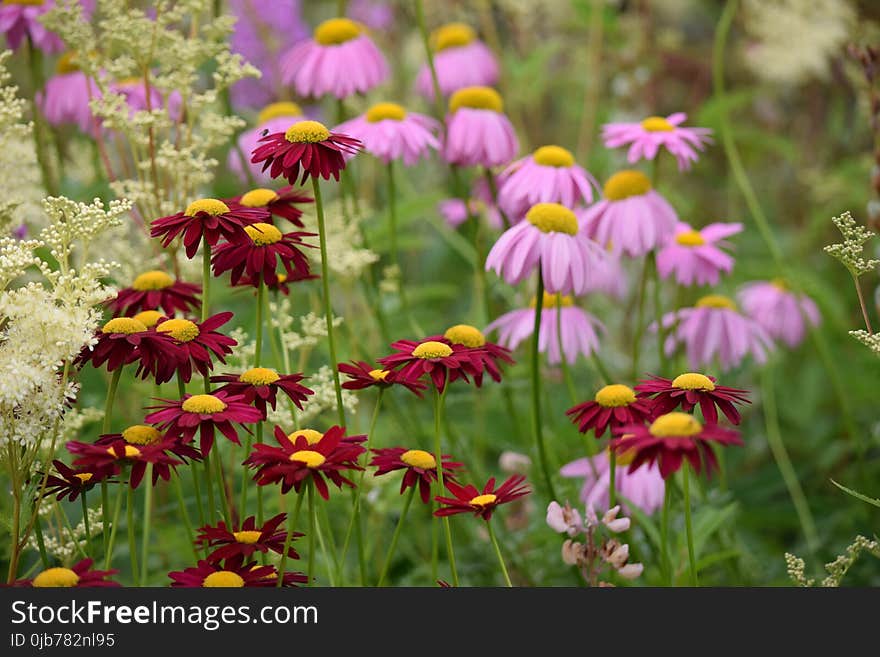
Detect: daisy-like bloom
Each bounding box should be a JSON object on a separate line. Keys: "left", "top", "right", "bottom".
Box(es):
{"left": 236, "top": 268, "right": 317, "bottom": 294}
{"left": 656, "top": 221, "right": 743, "bottom": 287}
{"left": 438, "top": 197, "right": 503, "bottom": 231}
{"left": 195, "top": 513, "right": 301, "bottom": 562}
{"left": 377, "top": 338, "right": 484, "bottom": 392}
{"left": 144, "top": 392, "right": 263, "bottom": 455}
{"left": 566, "top": 383, "right": 654, "bottom": 438}
{"left": 226, "top": 186, "right": 313, "bottom": 228}
{"left": 335, "top": 101, "right": 440, "bottom": 166}
{"left": 337, "top": 361, "right": 427, "bottom": 396}
{"left": 131, "top": 310, "right": 163, "bottom": 329}
{"left": 611, "top": 411, "right": 742, "bottom": 479}
{"left": 486, "top": 202, "right": 609, "bottom": 294}
{"left": 578, "top": 170, "right": 678, "bottom": 258}
{"left": 0, "top": 0, "right": 94, "bottom": 54}
{"left": 106, "top": 270, "right": 201, "bottom": 317}
{"left": 169, "top": 556, "right": 305, "bottom": 588}
{"left": 737, "top": 279, "right": 821, "bottom": 348}
{"left": 370, "top": 447, "right": 462, "bottom": 503}
{"left": 151, "top": 198, "right": 268, "bottom": 259}
{"left": 659, "top": 294, "right": 774, "bottom": 371}
{"left": 561, "top": 450, "right": 665, "bottom": 516}
{"left": 432, "top": 323, "right": 514, "bottom": 386}
{"left": 38, "top": 52, "right": 99, "bottom": 133}
{"left": 211, "top": 222, "right": 314, "bottom": 287}
{"left": 485, "top": 293, "right": 604, "bottom": 365}
{"left": 443, "top": 86, "right": 518, "bottom": 168}
{"left": 251, "top": 119, "right": 362, "bottom": 185}
{"left": 228, "top": 102, "right": 306, "bottom": 184}
{"left": 601, "top": 113, "right": 713, "bottom": 171}
{"left": 280, "top": 17, "right": 388, "bottom": 99}
{"left": 434, "top": 475, "right": 530, "bottom": 521}
{"left": 39, "top": 459, "right": 112, "bottom": 502}
{"left": 16, "top": 559, "right": 118, "bottom": 588}
{"left": 66, "top": 435, "right": 186, "bottom": 489}
{"left": 95, "top": 424, "right": 202, "bottom": 464}
{"left": 155, "top": 312, "right": 237, "bottom": 382}
{"left": 210, "top": 368, "right": 313, "bottom": 417}
{"left": 416, "top": 22, "right": 498, "bottom": 100}
{"left": 636, "top": 373, "right": 750, "bottom": 425}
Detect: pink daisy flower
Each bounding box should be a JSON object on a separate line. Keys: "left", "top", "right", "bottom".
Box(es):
{"left": 442, "top": 86, "right": 518, "bottom": 168}
{"left": 561, "top": 450, "right": 665, "bottom": 516}
{"left": 38, "top": 53, "right": 99, "bottom": 134}
{"left": 415, "top": 23, "right": 498, "bottom": 100}
{"left": 110, "top": 77, "right": 183, "bottom": 122}
{"left": 578, "top": 170, "right": 678, "bottom": 258}
{"left": 656, "top": 221, "right": 743, "bottom": 287}
{"left": 438, "top": 174, "right": 506, "bottom": 230}
{"left": 601, "top": 113, "right": 712, "bottom": 171}
{"left": 280, "top": 17, "right": 388, "bottom": 100}
{"left": 0, "top": 0, "right": 95, "bottom": 54}
{"left": 335, "top": 102, "right": 439, "bottom": 166}
{"left": 737, "top": 280, "right": 821, "bottom": 348}
{"left": 228, "top": 102, "right": 306, "bottom": 184}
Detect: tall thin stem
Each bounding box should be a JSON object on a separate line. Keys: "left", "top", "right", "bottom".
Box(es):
{"left": 631, "top": 255, "right": 651, "bottom": 381}
{"left": 307, "top": 480, "right": 316, "bottom": 587}
{"left": 101, "top": 367, "right": 122, "bottom": 562}
{"left": 377, "top": 486, "right": 416, "bottom": 586}
{"left": 126, "top": 482, "right": 139, "bottom": 586}
{"left": 80, "top": 487, "right": 91, "bottom": 557}
{"left": 660, "top": 482, "right": 672, "bottom": 585}
{"left": 386, "top": 162, "right": 421, "bottom": 336}
{"left": 433, "top": 386, "right": 458, "bottom": 586}
{"left": 104, "top": 482, "right": 124, "bottom": 570}
{"left": 852, "top": 273, "right": 874, "bottom": 333}
{"left": 140, "top": 464, "right": 153, "bottom": 585}
{"left": 255, "top": 280, "right": 265, "bottom": 366}
{"left": 682, "top": 465, "right": 698, "bottom": 587}
{"left": 531, "top": 268, "right": 557, "bottom": 499}
{"left": 486, "top": 519, "right": 512, "bottom": 587}
{"left": 608, "top": 451, "right": 617, "bottom": 508}
{"left": 201, "top": 236, "right": 211, "bottom": 323}
{"left": 173, "top": 473, "right": 200, "bottom": 560}
{"left": 277, "top": 490, "right": 305, "bottom": 587}
{"left": 415, "top": 0, "right": 446, "bottom": 121}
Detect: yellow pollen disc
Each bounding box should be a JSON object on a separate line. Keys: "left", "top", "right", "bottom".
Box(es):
{"left": 122, "top": 424, "right": 162, "bottom": 445}
{"left": 184, "top": 198, "right": 230, "bottom": 217}
{"left": 202, "top": 571, "right": 245, "bottom": 588}
{"left": 675, "top": 230, "right": 705, "bottom": 247}
{"left": 526, "top": 203, "right": 578, "bottom": 235}
{"left": 181, "top": 394, "right": 227, "bottom": 414}
{"left": 530, "top": 292, "right": 574, "bottom": 308}
{"left": 239, "top": 188, "right": 279, "bottom": 208}
{"left": 641, "top": 116, "right": 675, "bottom": 132}
{"left": 233, "top": 530, "right": 262, "bottom": 545}
{"left": 157, "top": 318, "right": 200, "bottom": 343}
{"left": 411, "top": 341, "right": 453, "bottom": 359}
{"left": 610, "top": 446, "right": 638, "bottom": 467}
{"left": 257, "top": 101, "right": 302, "bottom": 125}
{"left": 314, "top": 17, "right": 362, "bottom": 45}
{"left": 771, "top": 277, "right": 788, "bottom": 290}
{"left": 74, "top": 473, "right": 93, "bottom": 483}
{"left": 594, "top": 384, "right": 636, "bottom": 408}
{"left": 133, "top": 310, "right": 163, "bottom": 328}
{"left": 649, "top": 412, "right": 703, "bottom": 438}
{"left": 365, "top": 102, "right": 407, "bottom": 123}
{"left": 56, "top": 51, "right": 79, "bottom": 75}
{"left": 696, "top": 294, "right": 737, "bottom": 310}
{"left": 432, "top": 22, "right": 476, "bottom": 51}
{"left": 288, "top": 429, "right": 324, "bottom": 446}
{"left": 603, "top": 170, "right": 652, "bottom": 201}
{"left": 132, "top": 270, "right": 174, "bottom": 291}
{"left": 533, "top": 145, "right": 575, "bottom": 168}
{"left": 671, "top": 372, "right": 716, "bottom": 391}
{"left": 444, "top": 324, "right": 486, "bottom": 348}
{"left": 469, "top": 493, "right": 497, "bottom": 507}
{"left": 276, "top": 273, "right": 288, "bottom": 284}
{"left": 368, "top": 369, "right": 390, "bottom": 382}
{"left": 32, "top": 567, "right": 79, "bottom": 588}
{"left": 107, "top": 444, "right": 142, "bottom": 458}
{"left": 289, "top": 450, "right": 326, "bottom": 468}
{"left": 239, "top": 367, "right": 281, "bottom": 385}
{"left": 285, "top": 120, "right": 330, "bottom": 144}
{"left": 244, "top": 222, "right": 283, "bottom": 246}
{"left": 449, "top": 86, "right": 503, "bottom": 113}
{"left": 401, "top": 449, "right": 437, "bottom": 469}
{"left": 101, "top": 317, "right": 147, "bottom": 335}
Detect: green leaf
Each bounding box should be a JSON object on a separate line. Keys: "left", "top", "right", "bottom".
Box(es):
{"left": 830, "top": 479, "right": 880, "bottom": 508}
{"left": 619, "top": 493, "right": 662, "bottom": 550}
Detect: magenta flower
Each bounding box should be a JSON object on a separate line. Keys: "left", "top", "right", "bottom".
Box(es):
{"left": 438, "top": 174, "right": 506, "bottom": 229}
{"left": 737, "top": 280, "right": 820, "bottom": 348}
{"left": 348, "top": 0, "right": 395, "bottom": 31}
{"left": 442, "top": 86, "right": 518, "bottom": 168}
{"left": 0, "top": 0, "right": 94, "bottom": 54}
{"left": 656, "top": 221, "right": 743, "bottom": 287}
{"left": 110, "top": 77, "right": 182, "bottom": 122}
{"left": 227, "top": 103, "right": 305, "bottom": 184}
{"left": 335, "top": 102, "right": 439, "bottom": 166}
{"left": 601, "top": 113, "right": 712, "bottom": 171}
{"left": 416, "top": 23, "right": 498, "bottom": 100}
{"left": 38, "top": 58, "right": 99, "bottom": 134}
{"left": 561, "top": 450, "right": 665, "bottom": 516}
{"left": 280, "top": 18, "right": 388, "bottom": 99}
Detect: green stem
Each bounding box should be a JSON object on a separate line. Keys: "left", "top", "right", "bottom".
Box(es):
{"left": 682, "top": 465, "right": 698, "bottom": 586}
{"left": 201, "top": 235, "right": 211, "bottom": 323}
{"left": 650, "top": 253, "right": 668, "bottom": 373}
{"left": 33, "top": 514, "right": 49, "bottom": 568}
{"left": 277, "top": 490, "right": 306, "bottom": 587}
{"left": 484, "top": 167, "right": 510, "bottom": 229}
{"left": 415, "top": 0, "right": 446, "bottom": 121}
{"left": 126, "top": 482, "right": 139, "bottom": 586}
{"left": 25, "top": 36, "right": 58, "bottom": 196}
{"left": 661, "top": 482, "right": 672, "bottom": 585}
{"left": 590, "top": 352, "right": 612, "bottom": 384}
{"left": 307, "top": 480, "right": 316, "bottom": 587}
{"left": 531, "top": 268, "right": 557, "bottom": 499}
{"left": 203, "top": 455, "right": 217, "bottom": 523}
{"left": 100, "top": 482, "right": 109, "bottom": 564}
{"left": 608, "top": 451, "right": 617, "bottom": 509}
{"left": 631, "top": 255, "right": 651, "bottom": 381}
{"left": 173, "top": 473, "right": 200, "bottom": 560}
{"left": 140, "top": 464, "right": 153, "bottom": 585}
{"left": 80, "top": 490, "right": 91, "bottom": 556}
{"left": 255, "top": 280, "right": 264, "bottom": 367}
{"left": 313, "top": 503, "right": 337, "bottom": 586}
{"left": 101, "top": 367, "right": 122, "bottom": 561}
{"left": 433, "top": 386, "right": 458, "bottom": 586}
{"left": 213, "top": 447, "right": 232, "bottom": 528}
{"left": 387, "top": 161, "right": 422, "bottom": 336}
{"left": 104, "top": 482, "right": 124, "bottom": 570}
{"left": 376, "top": 486, "right": 416, "bottom": 587}
{"left": 487, "top": 518, "right": 512, "bottom": 587}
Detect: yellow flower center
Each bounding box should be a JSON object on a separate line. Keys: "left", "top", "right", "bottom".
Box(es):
{"left": 696, "top": 294, "right": 737, "bottom": 310}
{"left": 314, "top": 17, "right": 362, "bottom": 45}
{"left": 181, "top": 394, "right": 227, "bottom": 414}
{"left": 368, "top": 369, "right": 390, "bottom": 382}
{"left": 469, "top": 493, "right": 498, "bottom": 507}
{"left": 285, "top": 120, "right": 330, "bottom": 144}
{"left": 610, "top": 446, "right": 638, "bottom": 466}
{"left": 530, "top": 292, "right": 574, "bottom": 308}
{"left": 101, "top": 317, "right": 147, "bottom": 335}
{"left": 32, "top": 567, "right": 79, "bottom": 588}
{"left": 411, "top": 341, "right": 453, "bottom": 359}
{"left": 107, "top": 444, "right": 142, "bottom": 458}
{"left": 233, "top": 530, "right": 263, "bottom": 545}
{"left": 56, "top": 51, "right": 79, "bottom": 75}
{"left": 365, "top": 102, "right": 407, "bottom": 123}
{"left": 257, "top": 101, "right": 302, "bottom": 125}
{"left": 671, "top": 373, "right": 716, "bottom": 391}
{"left": 526, "top": 203, "right": 578, "bottom": 235}
{"left": 276, "top": 273, "right": 288, "bottom": 284}
{"left": 157, "top": 318, "right": 200, "bottom": 342}
{"left": 449, "top": 86, "right": 503, "bottom": 113}
{"left": 771, "top": 277, "right": 788, "bottom": 290}
{"left": 244, "top": 222, "right": 283, "bottom": 246}
{"left": 400, "top": 449, "right": 437, "bottom": 469}
{"left": 133, "top": 310, "right": 163, "bottom": 328}
{"left": 433, "top": 22, "right": 476, "bottom": 51}
{"left": 533, "top": 145, "right": 575, "bottom": 168}
{"left": 122, "top": 424, "right": 162, "bottom": 445}
{"left": 287, "top": 429, "right": 324, "bottom": 445}
{"left": 603, "top": 170, "right": 652, "bottom": 201}
{"left": 132, "top": 270, "right": 174, "bottom": 291}
{"left": 444, "top": 324, "right": 486, "bottom": 348}
{"left": 239, "top": 188, "right": 279, "bottom": 208}
{"left": 594, "top": 384, "right": 636, "bottom": 407}
{"left": 289, "top": 450, "right": 326, "bottom": 468}
{"left": 74, "top": 472, "right": 93, "bottom": 483}
{"left": 202, "top": 571, "right": 245, "bottom": 587}
{"left": 675, "top": 230, "right": 705, "bottom": 247}
{"left": 649, "top": 412, "right": 703, "bottom": 437}
{"left": 641, "top": 116, "right": 675, "bottom": 132}
{"left": 184, "top": 198, "right": 230, "bottom": 217}
{"left": 239, "top": 367, "right": 281, "bottom": 385}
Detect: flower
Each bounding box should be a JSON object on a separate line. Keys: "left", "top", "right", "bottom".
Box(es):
{"left": 335, "top": 102, "right": 440, "bottom": 166}
{"left": 39, "top": 459, "right": 112, "bottom": 502}
{"left": 169, "top": 556, "right": 305, "bottom": 587}
{"left": 485, "top": 293, "right": 605, "bottom": 365}
{"left": 227, "top": 185, "right": 313, "bottom": 227}
{"left": 578, "top": 170, "right": 678, "bottom": 258}
{"left": 438, "top": 197, "right": 502, "bottom": 231}
{"left": 656, "top": 221, "right": 743, "bottom": 287}
{"left": 435, "top": 323, "right": 514, "bottom": 386}
{"left": 416, "top": 22, "right": 498, "bottom": 100}
{"left": 635, "top": 373, "right": 750, "bottom": 425}
{"left": 443, "top": 86, "right": 518, "bottom": 168}
{"left": 66, "top": 435, "right": 187, "bottom": 489}
{"left": 16, "top": 559, "right": 118, "bottom": 588}
{"left": 95, "top": 424, "right": 202, "bottom": 462}
{"left": 737, "top": 279, "right": 821, "bottom": 348}
{"left": 211, "top": 222, "right": 314, "bottom": 287}
{"left": 236, "top": 268, "right": 317, "bottom": 294}
{"left": 434, "top": 475, "right": 530, "bottom": 521}
{"left": 561, "top": 451, "right": 665, "bottom": 516}
{"left": 227, "top": 102, "right": 306, "bottom": 184}
{"left": 601, "top": 113, "right": 712, "bottom": 171}
{"left": 337, "top": 361, "right": 427, "bottom": 396}
{"left": 280, "top": 17, "right": 388, "bottom": 99}
{"left": 195, "top": 513, "right": 301, "bottom": 562}
{"left": 110, "top": 77, "right": 182, "bottom": 121}
{"left": 155, "top": 312, "right": 237, "bottom": 382}
{"left": 37, "top": 52, "right": 99, "bottom": 133}
{"left": 0, "top": 0, "right": 93, "bottom": 54}
{"left": 370, "top": 447, "right": 462, "bottom": 503}
{"left": 106, "top": 270, "right": 201, "bottom": 317}
{"left": 150, "top": 198, "right": 268, "bottom": 259}
{"left": 566, "top": 383, "right": 654, "bottom": 438}
{"left": 210, "top": 368, "right": 314, "bottom": 417}
{"left": 611, "top": 412, "right": 743, "bottom": 479}
{"left": 377, "top": 338, "right": 484, "bottom": 392}
{"left": 546, "top": 501, "right": 584, "bottom": 536}
{"left": 486, "top": 202, "right": 609, "bottom": 294}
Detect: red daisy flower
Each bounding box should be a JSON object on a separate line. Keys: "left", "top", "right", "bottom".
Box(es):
{"left": 370, "top": 447, "right": 462, "bottom": 503}
{"left": 15, "top": 559, "right": 120, "bottom": 588}
{"left": 235, "top": 268, "right": 318, "bottom": 295}
{"left": 434, "top": 475, "right": 531, "bottom": 521}
{"left": 105, "top": 269, "right": 201, "bottom": 317}
{"left": 338, "top": 361, "right": 427, "bottom": 396}
{"left": 66, "top": 434, "right": 189, "bottom": 489}
{"left": 432, "top": 323, "right": 515, "bottom": 386}
{"left": 95, "top": 424, "right": 203, "bottom": 463}
{"left": 226, "top": 185, "right": 313, "bottom": 227}
{"left": 38, "top": 460, "right": 113, "bottom": 502}
{"left": 150, "top": 198, "right": 269, "bottom": 259}
{"left": 210, "top": 368, "right": 313, "bottom": 417}
{"left": 566, "top": 383, "right": 654, "bottom": 438}
{"left": 377, "top": 338, "right": 485, "bottom": 392}
{"left": 211, "top": 222, "right": 315, "bottom": 288}
{"left": 250, "top": 119, "right": 362, "bottom": 185}
{"left": 131, "top": 310, "right": 164, "bottom": 328}
{"left": 155, "top": 312, "right": 237, "bottom": 382}
{"left": 168, "top": 556, "right": 305, "bottom": 588}
{"left": 611, "top": 411, "right": 743, "bottom": 479}
{"left": 195, "top": 513, "right": 301, "bottom": 563}
{"left": 635, "top": 373, "right": 750, "bottom": 425}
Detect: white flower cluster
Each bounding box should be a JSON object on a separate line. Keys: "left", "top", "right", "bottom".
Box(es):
{"left": 786, "top": 535, "right": 880, "bottom": 587}
{"left": 298, "top": 200, "right": 379, "bottom": 280}
{"left": 267, "top": 365, "right": 358, "bottom": 427}
{"left": 825, "top": 210, "right": 879, "bottom": 277}
{"left": 26, "top": 506, "right": 104, "bottom": 563}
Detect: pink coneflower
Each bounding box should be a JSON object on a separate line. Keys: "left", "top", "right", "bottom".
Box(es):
{"left": 228, "top": 102, "right": 306, "bottom": 184}
{"left": 578, "top": 170, "right": 678, "bottom": 258}
{"left": 335, "top": 102, "right": 440, "bottom": 166}
{"left": 443, "top": 86, "right": 518, "bottom": 168}
{"left": 737, "top": 280, "right": 821, "bottom": 348}
{"left": 0, "top": 0, "right": 94, "bottom": 54}
{"left": 636, "top": 373, "right": 750, "bottom": 425}
{"left": 561, "top": 450, "right": 665, "bottom": 516}
{"left": 280, "top": 17, "right": 388, "bottom": 99}
{"left": 656, "top": 221, "right": 743, "bottom": 287}
{"left": 349, "top": 0, "right": 394, "bottom": 31}
{"left": 601, "top": 113, "right": 712, "bottom": 171}
{"left": 438, "top": 198, "right": 503, "bottom": 230}
{"left": 38, "top": 53, "right": 99, "bottom": 133}
{"left": 416, "top": 23, "right": 498, "bottom": 100}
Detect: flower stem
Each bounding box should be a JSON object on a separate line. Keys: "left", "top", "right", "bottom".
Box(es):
{"left": 126, "top": 482, "right": 139, "bottom": 586}
{"left": 682, "top": 465, "right": 698, "bottom": 586}
{"left": 203, "top": 455, "right": 217, "bottom": 524}
{"left": 277, "top": 489, "right": 305, "bottom": 588}
{"left": 651, "top": 253, "right": 668, "bottom": 373}
{"left": 852, "top": 272, "right": 874, "bottom": 333}
{"left": 213, "top": 448, "right": 233, "bottom": 528}
{"left": 484, "top": 167, "right": 510, "bottom": 229}
{"left": 487, "top": 518, "right": 512, "bottom": 587}
{"left": 101, "top": 367, "right": 122, "bottom": 561}
{"left": 631, "top": 254, "right": 651, "bottom": 381}
{"left": 173, "top": 473, "right": 200, "bottom": 560}
{"left": 608, "top": 451, "right": 617, "bottom": 508}
{"left": 140, "top": 464, "right": 153, "bottom": 585}
{"left": 415, "top": 0, "right": 446, "bottom": 121}
{"left": 25, "top": 36, "right": 58, "bottom": 197}
{"left": 376, "top": 486, "right": 416, "bottom": 587}
{"left": 386, "top": 161, "right": 422, "bottom": 336}
{"left": 201, "top": 235, "right": 211, "bottom": 323}
{"left": 531, "top": 268, "right": 557, "bottom": 500}
{"left": 104, "top": 482, "right": 125, "bottom": 570}
{"left": 255, "top": 280, "right": 265, "bottom": 366}
{"left": 33, "top": 513, "right": 49, "bottom": 569}
{"left": 660, "top": 481, "right": 672, "bottom": 585}
{"left": 307, "top": 480, "right": 316, "bottom": 587}
{"left": 433, "top": 386, "right": 458, "bottom": 586}
{"left": 80, "top": 490, "right": 91, "bottom": 556}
